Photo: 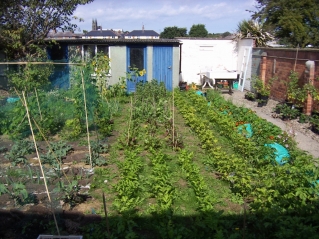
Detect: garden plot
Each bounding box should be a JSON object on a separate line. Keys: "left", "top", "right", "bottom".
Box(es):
{"left": 1, "top": 58, "right": 319, "bottom": 238}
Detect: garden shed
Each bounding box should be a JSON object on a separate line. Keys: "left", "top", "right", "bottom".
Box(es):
{"left": 46, "top": 39, "right": 181, "bottom": 92}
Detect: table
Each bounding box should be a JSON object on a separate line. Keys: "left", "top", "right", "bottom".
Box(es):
{"left": 203, "top": 70, "right": 239, "bottom": 94}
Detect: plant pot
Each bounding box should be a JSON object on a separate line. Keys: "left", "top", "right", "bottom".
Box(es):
{"left": 258, "top": 93, "right": 269, "bottom": 100}
{"left": 179, "top": 82, "right": 187, "bottom": 91}
{"left": 281, "top": 116, "right": 291, "bottom": 121}
{"left": 245, "top": 94, "right": 256, "bottom": 101}
{"left": 312, "top": 111, "right": 319, "bottom": 117}
{"left": 311, "top": 124, "right": 319, "bottom": 134}
{"left": 217, "top": 83, "right": 223, "bottom": 89}
{"left": 257, "top": 100, "right": 267, "bottom": 107}
{"left": 294, "top": 106, "right": 303, "bottom": 113}
{"left": 285, "top": 101, "right": 294, "bottom": 108}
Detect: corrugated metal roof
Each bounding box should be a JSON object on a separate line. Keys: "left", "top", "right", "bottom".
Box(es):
{"left": 44, "top": 38, "right": 180, "bottom": 45}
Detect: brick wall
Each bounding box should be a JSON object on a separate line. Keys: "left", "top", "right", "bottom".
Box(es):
{"left": 253, "top": 47, "right": 319, "bottom": 113}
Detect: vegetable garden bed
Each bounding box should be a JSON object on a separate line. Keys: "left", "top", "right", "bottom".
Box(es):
{"left": 1, "top": 66, "right": 319, "bottom": 238}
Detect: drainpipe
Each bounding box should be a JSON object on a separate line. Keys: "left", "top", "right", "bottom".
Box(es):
{"left": 179, "top": 42, "right": 183, "bottom": 74}
{"left": 305, "top": 60, "right": 315, "bottom": 115}
{"left": 260, "top": 52, "right": 267, "bottom": 84}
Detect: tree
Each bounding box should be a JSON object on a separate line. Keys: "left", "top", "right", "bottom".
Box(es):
{"left": 222, "top": 31, "right": 231, "bottom": 38}
{"left": 251, "top": 0, "right": 319, "bottom": 47}
{"left": 0, "top": 0, "right": 94, "bottom": 60}
{"left": 160, "top": 26, "right": 187, "bottom": 39}
{"left": 189, "top": 24, "right": 208, "bottom": 37}
{"left": 234, "top": 19, "right": 274, "bottom": 47}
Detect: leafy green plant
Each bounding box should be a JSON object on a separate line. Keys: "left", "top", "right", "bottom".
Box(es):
{"left": 8, "top": 182, "right": 37, "bottom": 206}
{"left": 244, "top": 91, "right": 256, "bottom": 101}
{"left": 54, "top": 180, "right": 84, "bottom": 209}
{"left": 41, "top": 141, "right": 72, "bottom": 166}
{"left": 0, "top": 183, "right": 9, "bottom": 195}
{"left": 310, "top": 115, "right": 319, "bottom": 133}
{"left": 286, "top": 71, "right": 319, "bottom": 106}
{"left": 113, "top": 150, "right": 144, "bottom": 214}
{"left": 299, "top": 113, "right": 310, "bottom": 123}
{"left": 280, "top": 104, "right": 300, "bottom": 120}
{"left": 61, "top": 118, "right": 83, "bottom": 140}
{"left": 251, "top": 75, "right": 274, "bottom": 96}
{"left": 5, "top": 139, "right": 36, "bottom": 166}
{"left": 85, "top": 140, "right": 109, "bottom": 167}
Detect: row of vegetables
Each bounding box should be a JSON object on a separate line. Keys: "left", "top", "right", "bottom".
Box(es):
{"left": 175, "top": 89, "right": 319, "bottom": 212}
{"left": 87, "top": 83, "right": 319, "bottom": 238}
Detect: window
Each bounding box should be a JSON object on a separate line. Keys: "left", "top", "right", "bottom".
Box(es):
{"left": 83, "top": 45, "right": 95, "bottom": 59}
{"left": 129, "top": 47, "right": 144, "bottom": 70}
{"left": 96, "top": 45, "right": 109, "bottom": 56}
{"left": 49, "top": 44, "right": 66, "bottom": 60}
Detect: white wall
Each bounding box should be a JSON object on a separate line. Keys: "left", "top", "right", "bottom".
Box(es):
{"left": 177, "top": 39, "right": 238, "bottom": 84}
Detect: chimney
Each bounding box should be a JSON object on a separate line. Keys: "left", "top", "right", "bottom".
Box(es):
{"left": 142, "top": 24, "right": 144, "bottom": 33}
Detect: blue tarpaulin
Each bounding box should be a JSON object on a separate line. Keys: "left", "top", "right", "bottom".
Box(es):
{"left": 264, "top": 143, "right": 290, "bottom": 165}
{"left": 237, "top": 123, "right": 253, "bottom": 138}
{"left": 7, "top": 97, "right": 19, "bottom": 103}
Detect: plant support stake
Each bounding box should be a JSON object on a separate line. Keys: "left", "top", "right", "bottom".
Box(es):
{"left": 81, "top": 69, "right": 92, "bottom": 168}
{"left": 21, "top": 91, "right": 60, "bottom": 236}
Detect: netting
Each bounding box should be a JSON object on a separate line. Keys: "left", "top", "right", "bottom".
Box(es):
{"left": 0, "top": 55, "right": 122, "bottom": 235}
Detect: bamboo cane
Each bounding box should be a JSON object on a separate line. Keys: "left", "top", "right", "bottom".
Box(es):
{"left": 14, "top": 88, "right": 71, "bottom": 184}
{"left": 34, "top": 88, "right": 42, "bottom": 120}
{"left": 172, "top": 89, "right": 175, "bottom": 150}
{"left": 127, "top": 95, "right": 133, "bottom": 146}
{"left": 81, "top": 70, "right": 92, "bottom": 168}
{"left": 22, "top": 91, "right": 60, "bottom": 236}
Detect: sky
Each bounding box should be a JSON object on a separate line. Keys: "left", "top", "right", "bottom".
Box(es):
{"left": 72, "top": 0, "right": 257, "bottom": 34}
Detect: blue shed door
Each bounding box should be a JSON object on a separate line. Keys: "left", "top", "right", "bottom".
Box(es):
{"left": 153, "top": 45, "right": 173, "bottom": 91}
{"left": 127, "top": 45, "right": 147, "bottom": 93}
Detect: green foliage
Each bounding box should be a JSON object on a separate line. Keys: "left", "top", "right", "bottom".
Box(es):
{"left": 85, "top": 140, "right": 108, "bottom": 167}
{"left": 189, "top": 24, "right": 208, "bottom": 37}
{"left": 61, "top": 118, "right": 83, "bottom": 140}
{"left": 7, "top": 59, "right": 53, "bottom": 92}
{"left": 251, "top": 75, "right": 274, "bottom": 96}
{"left": 251, "top": 0, "right": 319, "bottom": 47}
{"left": 286, "top": 71, "right": 319, "bottom": 106}
{"left": 160, "top": 26, "right": 188, "bottom": 39}
{"left": 175, "top": 89, "right": 319, "bottom": 216}
{"left": 148, "top": 150, "right": 176, "bottom": 212}
{"left": 5, "top": 139, "right": 35, "bottom": 166}
{"left": 90, "top": 168, "right": 111, "bottom": 190}
{"left": 94, "top": 100, "right": 114, "bottom": 137}
{"left": 280, "top": 104, "right": 300, "bottom": 120}
{"left": 0, "top": 0, "right": 94, "bottom": 59}
{"left": 54, "top": 180, "right": 83, "bottom": 208}
{"left": 234, "top": 19, "right": 274, "bottom": 47}
{"left": 310, "top": 115, "right": 319, "bottom": 130}
{"left": 113, "top": 149, "right": 144, "bottom": 214}
{"left": 178, "top": 149, "right": 218, "bottom": 212}
{"left": 41, "top": 141, "right": 72, "bottom": 166}
{"left": 0, "top": 183, "right": 9, "bottom": 195}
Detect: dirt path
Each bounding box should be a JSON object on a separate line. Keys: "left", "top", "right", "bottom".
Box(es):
{"left": 221, "top": 90, "right": 319, "bottom": 158}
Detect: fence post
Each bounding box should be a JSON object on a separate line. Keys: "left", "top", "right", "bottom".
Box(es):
{"left": 260, "top": 52, "right": 267, "bottom": 84}
{"left": 304, "top": 61, "right": 315, "bottom": 115}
